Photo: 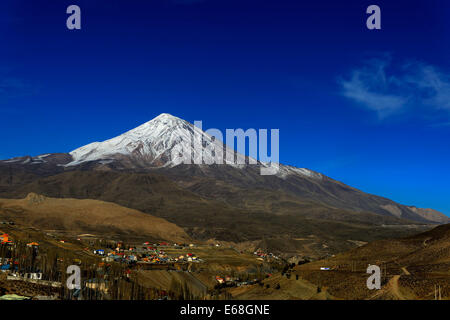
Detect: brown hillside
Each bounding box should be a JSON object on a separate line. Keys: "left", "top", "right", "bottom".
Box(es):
{"left": 295, "top": 224, "right": 450, "bottom": 299}
{"left": 0, "top": 170, "right": 434, "bottom": 258}
{"left": 0, "top": 193, "right": 189, "bottom": 242}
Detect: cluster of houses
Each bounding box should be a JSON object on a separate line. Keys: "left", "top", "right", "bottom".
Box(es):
{"left": 1, "top": 233, "right": 41, "bottom": 251}
{"left": 0, "top": 233, "right": 41, "bottom": 275}
{"left": 253, "top": 250, "right": 280, "bottom": 261}
{"left": 171, "top": 252, "right": 201, "bottom": 263}
{"left": 215, "top": 275, "right": 259, "bottom": 287}
{"left": 92, "top": 242, "right": 202, "bottom": 265}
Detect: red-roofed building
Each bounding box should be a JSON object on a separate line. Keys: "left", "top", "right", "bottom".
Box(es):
{"left": 0, "top": 233, "right": 12, "bottom": 244}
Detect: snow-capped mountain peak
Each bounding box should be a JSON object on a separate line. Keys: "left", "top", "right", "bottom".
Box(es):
{"left": 68, "top": 113, "right": 243, "bottom": 167}
{"left": 67, "top": 113, "right": 319, "bottom": 179}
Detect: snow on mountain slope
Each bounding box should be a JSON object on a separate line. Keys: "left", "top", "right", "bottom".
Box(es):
{"left": 277, "top": 165, "right": 323, "bottom": 180}
{"left": 68, "top": 113, "right": 247, "bottom": 168}
{"left": 67, "top": 113, "right": 319, "bottom": 179}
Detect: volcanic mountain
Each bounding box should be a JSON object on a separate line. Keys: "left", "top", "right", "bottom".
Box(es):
{"left": 0, "top": 113, "right": 448, "bottom": 254}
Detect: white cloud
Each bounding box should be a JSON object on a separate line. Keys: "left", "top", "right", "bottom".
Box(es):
{"left": 403, "top": 63, "right": 450, "bottom": 111}
{"left": 339, "top": 56, "right": 450, "bottom": 120}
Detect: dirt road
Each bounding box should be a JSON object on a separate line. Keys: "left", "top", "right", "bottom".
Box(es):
{"left": 401, "top": 267, "right": 411, "bottom": 275}
{"left": 368, "top": 266, "right": 412, "bottom": 300}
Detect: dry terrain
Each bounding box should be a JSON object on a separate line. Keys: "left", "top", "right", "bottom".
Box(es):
{"left": 293, "top": 224, "right": 450, "bottom": 299}
{"left": 0, "top": 193, "right": 189, "bottom": 242}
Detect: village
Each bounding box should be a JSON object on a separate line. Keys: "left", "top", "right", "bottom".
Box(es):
{"left": 0, "top": 228, "right": 205, "bottom": 299}
{"left": 1, "top": 230, "right": 204, "bottom": 271}
{"left": 92, "top": 241, "right": 203, "bottom": 265}
{"left": 0, "top": 224, "right": 288, "bottom": 300}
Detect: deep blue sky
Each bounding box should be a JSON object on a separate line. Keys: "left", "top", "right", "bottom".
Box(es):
{"left": 0, "top": 0, "right": 449, "bottom": 215}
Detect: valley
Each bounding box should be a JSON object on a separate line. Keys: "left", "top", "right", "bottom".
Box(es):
{"left": 0, "top": 113, "right": 448, "bottom": 300}
{"left": 0, "top": 207, "right": 447, "bottom": 300}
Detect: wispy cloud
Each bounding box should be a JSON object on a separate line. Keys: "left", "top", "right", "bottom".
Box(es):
{"left": 339, "top": 55, "right": 450, "bottom": 121}
{"left": 403, "top": 62, "right": 450, "bottom": 111}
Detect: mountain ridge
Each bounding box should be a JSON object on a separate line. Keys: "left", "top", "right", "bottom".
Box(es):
{"left": 0, "top": 113, "right": 448, "bottom": 227}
